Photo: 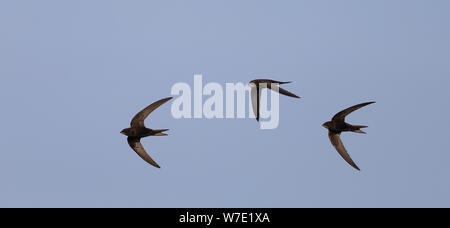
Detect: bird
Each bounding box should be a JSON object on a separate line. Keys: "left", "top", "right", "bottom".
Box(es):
{"left": 248, "top": 79, "right": 300, "bottom": 121}
{"left": 120, "top": 97, "right": 173, "bottom": 168}
{"left": 322, "top": 101, "right": 375, "bottom": 171}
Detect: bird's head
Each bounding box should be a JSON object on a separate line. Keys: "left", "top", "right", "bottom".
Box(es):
{"left": 120, "top": 128, "right": 130, "bottom": 136}
{"left": 322, "top": 121, "right": 331, "bottom": 129}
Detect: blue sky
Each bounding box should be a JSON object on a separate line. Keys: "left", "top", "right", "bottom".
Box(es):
{"left": 1, "top": 0, "right": 449, "bottom": 207}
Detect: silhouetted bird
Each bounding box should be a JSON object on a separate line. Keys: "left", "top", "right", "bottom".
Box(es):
{"left": 120, "top": 97, "right": 173, "bottom": 168}
{"left": 322, "top": 101, "right": 375, "bottom": 171}
{"left": 248, "top": 79, "right": 300, "bottom": 121}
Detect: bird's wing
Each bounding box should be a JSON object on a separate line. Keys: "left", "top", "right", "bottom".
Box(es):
{"left": 127, "top": 137, "right": 161, "bottom": 168}
{"left": 332, "top": 101, "right": 375, "bottom": 122}
{"left": 269, "top": 84, "right": 300, "bottom": 98}
{"left": 251, "top": 86, "right": 260, "bottom": 121}
{"left": 130, "top": 97, "right": 172, "bottom": 128}
{"left": 328, "top": 131, "right": 360, "bottom": 171}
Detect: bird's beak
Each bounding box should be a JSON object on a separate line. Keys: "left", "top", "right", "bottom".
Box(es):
{"left": 120, "top": 130, "right": 125, "bottom": 135}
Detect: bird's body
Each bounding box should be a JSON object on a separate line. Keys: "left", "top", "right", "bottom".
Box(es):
{"left": 121, "top": 127, "right": 166, "bottom": 138}
{"left": 248, "top": 79, "right": 300, "bottom": 121}
{"left": 120, "top": 97, "right": 172, "bottom": 168}
{"left": 323, "top": 121, "right": 366, "bottom": 134}
{"left": 322, "top": 101, "right": 375, "bottom": 171}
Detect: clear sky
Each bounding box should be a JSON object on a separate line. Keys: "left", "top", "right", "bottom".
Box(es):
{"left": 1, "top": 0, "right": 449, "bottom": 207}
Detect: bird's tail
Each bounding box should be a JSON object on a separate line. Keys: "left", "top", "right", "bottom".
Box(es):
{"left": 153, "top": 129, "right": 169, "bottom": 136}
{"left": 269, "top": 80, "right": 292, "bottom": 84}
{"left": 352, "top": 125, "right": 368, "bottom": 134}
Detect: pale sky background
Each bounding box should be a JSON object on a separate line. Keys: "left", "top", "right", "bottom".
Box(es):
{"left": 1, "top": 0, "right": 449, "bottom": 207}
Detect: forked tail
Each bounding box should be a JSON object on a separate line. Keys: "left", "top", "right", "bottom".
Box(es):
{"left": 153, "top": 129, "right": 169, "bottom": 136}
{"left": 352, "top": 125, "right": 368, "bottom": 134}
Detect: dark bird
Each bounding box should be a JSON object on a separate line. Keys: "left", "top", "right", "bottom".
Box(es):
{"left": 248, "top": 79, "right": 300, "bottom": 121}
{"left": 322, "top": 101, "right": 375, "bottom": 171}
{"left": 120, "top": 97, "right": 173, "bottom": 168}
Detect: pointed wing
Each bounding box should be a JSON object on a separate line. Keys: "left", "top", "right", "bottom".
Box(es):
{"left": 251, "top": 86, "right": 260, "bottom": 121}
{"left": 130, "top": 97, "right": 172, "bottom": 128}
{"left": 269, "top": 84, "right": 300, "bottom": 98}
{"left": 127, "top": 137, "right": 161, "bottom": 168}
{"left": 328, "top": 131, "right": 360, "bottom": 171}
{"left": 332, "top": 101, "right": 375, "bottom": 122}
